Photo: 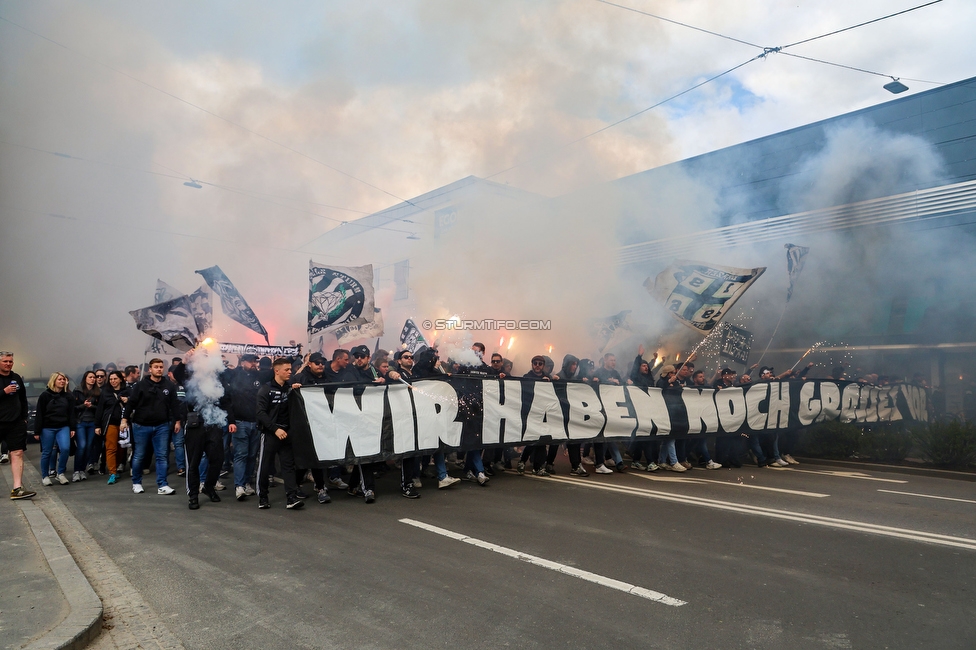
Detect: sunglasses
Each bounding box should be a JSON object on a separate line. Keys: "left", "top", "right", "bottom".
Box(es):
{"left": 532, "top": 361, "right": 544, "bottom": 366}
{"left": 401, "top": 355, "right": 413, "bottom": 360}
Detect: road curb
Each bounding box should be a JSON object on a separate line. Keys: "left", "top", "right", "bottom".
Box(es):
{"left": 796, "top": 456, "right": 976, "bottom": 482}
{"left": 10, "top": 462, "right": 102, "bottom": 650}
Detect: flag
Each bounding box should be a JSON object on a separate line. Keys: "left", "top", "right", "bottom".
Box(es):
{"left": 718, "top": 322, "right": 753, "bottom": 365}
{"left": 145, "top": 280, "right": 184, "bottom": 355}
{"left": 646, "top": 260, "right": 765, "bottom": 334}
{"left": 307, "top": 262, "right": 374, "bottom": 336}
{"left": 335, "top": 308, "right": 385, "bottom": 346}
{"left": 588, "top": 310, "right": 633, "bottom": 353}
{"left": 196, "top": 265, "right": 269, "bottom": 344}
{"left": 186, "top": 285, "right": 213, "bottom": 336}
{"left": 130, "top": 296, "right": 200, "bottom": 352}
{"left": 785, "top": 244, "right": 810, "bottom": 302}
{"left": 399, "top": 319, "right": 429, "bottom": 353}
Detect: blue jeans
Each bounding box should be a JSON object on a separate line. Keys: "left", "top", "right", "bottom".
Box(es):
{"left": 132, "top": 423, "right": 171, "bottom": 487}
{"left": 434, "top": 451, "right": 448, "bottom": 481}
{"left": 233, "top": 421, "right": 260, "bottom": 488}
{"left": 172, "top": 424, "right": 185, "bottom": 471}
{"left": 74, "top": 421, "right": 95, "bottom": 473}
{"left": 41, "top": 427, "right": 71, "bottom": 477}
{"left": 605, "top": 442, "right": 623, "bottom": 467}
{"left": 464, "top": 450, "right": 485, "bottom": 474}
{"left": 658, "top": 439, "right": 678, "bottom": 466}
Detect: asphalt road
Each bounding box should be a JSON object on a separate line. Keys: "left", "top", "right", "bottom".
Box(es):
{"left": 30, "top": 455, "right": 976, "bottom": 649}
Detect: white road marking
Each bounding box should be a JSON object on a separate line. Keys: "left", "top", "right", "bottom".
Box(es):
{"left": 878, "top": 489, "right": 976, "bottom": 505}
{"left": 790, "top": 469, "right": 908, "bottom": 484}
{"left": 631, "top": 471, "right": 830, "bottom": 498}
{"left": 399, "top": 518, "right": 687, "bottom": 607}
{"left": 542, "top": 476, "right": 976, "bottom": 551}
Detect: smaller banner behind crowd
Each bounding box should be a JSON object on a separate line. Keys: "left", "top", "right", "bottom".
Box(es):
{"left": 219, "top": 342, "right": 301, "bottom": 358}
{"left": 289, "top": 377, "right": 928, "bottom": 467}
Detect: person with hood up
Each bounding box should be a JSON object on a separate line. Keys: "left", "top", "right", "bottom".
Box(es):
{"left": 627, "top": 346, "right": 660, "bottom": 471}
{"left": 553, "top": 354, "right": 588, "bottom": 476}
{"left": 517, "top": 355, "right": 553, "bottom": 477}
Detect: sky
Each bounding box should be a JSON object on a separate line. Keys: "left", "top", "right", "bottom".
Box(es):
{"left": 1, "top": 0, "right": 973, "bottom": 375}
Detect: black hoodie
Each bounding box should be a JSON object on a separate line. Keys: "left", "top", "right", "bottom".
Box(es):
{"left": 34, "top": 388, "right": 76, "bottom": 433}
{"left": 559, "top": 354, "right": 580, "bottom": 381}
{"left": 122, "top": 375, "right": 181, "bottom": 426}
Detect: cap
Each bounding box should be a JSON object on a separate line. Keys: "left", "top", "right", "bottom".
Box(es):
{"left": 351, "top": 345, "right": 371, "bottom": 358}
{"left": 721, "top": 367, "right": 735, "bottom": 375}
{"left": 240, "top": 354, "right": 259, "bottom": 362}
{"left": 659, "top": 364, "right": 676, "bottom": 375}
{"left": 308, "top": 352, "right": 326, "bottom": 364}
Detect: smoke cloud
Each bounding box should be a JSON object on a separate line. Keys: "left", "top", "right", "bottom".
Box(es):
{"left": 184, "top": 343, "right": 228, "bottom": 427}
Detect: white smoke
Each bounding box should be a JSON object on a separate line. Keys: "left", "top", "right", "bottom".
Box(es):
{"left": 185, "top": 342, "right": 228, "bottom": 427}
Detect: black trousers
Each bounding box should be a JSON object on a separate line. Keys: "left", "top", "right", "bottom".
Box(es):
{"left": 184, "top": 425, "right": 224, "bottom": 498}
{"left": 296, "top": 467, "right": 326, "bottom": 490}
{"left": 349, "top": 462, "right": 378, "bottom": 494}
{"left": 400, "top": 456, "right": 419, "bottom": 490}
{"left": 257, "top": 433, "right": 297, "bottom": 498}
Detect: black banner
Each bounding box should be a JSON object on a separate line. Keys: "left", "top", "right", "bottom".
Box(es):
{"left": 289, "top": 378, "right": 928, "bottom": 467}
{"left": 719, "top": 323, "right": 753, "bottom": 365}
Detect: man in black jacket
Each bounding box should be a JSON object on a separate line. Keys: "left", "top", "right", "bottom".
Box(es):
{"left": 255, "top": 357, "right": 303, "bottom": 510}
{"left": 290, "top": 351, "right": 334, "bottom": 504}
{"left": 120, "top": 358, "right": 182, "bottom": 496}
{"left": 227, "top": 354, "right": 262, "bottom": 500}
{"left": 1, "top": 352, "right": 35, "bottom": 499}
{"left": 183, "top": 359, "right": 236, "bottom": 510}
{"left": 345, "top": 345, "right": 386, "bottom": 502}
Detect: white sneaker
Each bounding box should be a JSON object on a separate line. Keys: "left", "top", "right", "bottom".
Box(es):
{"left": 236, "top": 486, "right": 247, "bottom": 501}
{"left": 706, "top": 460, "right": 723, "bottom": 470}
{"left": 477, "top": 472, "right": 489, "bottom": 486}
{"left": 669, "top": 463, "right": 687, "bottom": 472}
{"left": 411, "top": 477, "right": 422, "bottom": 489}
{"left": 438, "top": 476, "right": 460, "bottom": 489}
{"left": 214, "top": 480, "right": 226, "bottom": 491}
{"left": 581, "top": 457, "right": 595, "bottom": 465}
{"left": 57, "top": 473, "right": 70, "bottom": 485}
{"left": 79, "top": 471, "right": 88, "bottom": 481}
{"left": 157, "top": 485, "right": 175, "bottom": 495}
{"left": 594, "top": 464, "right": 613, "bottom": 474}
{"left": 71, "top": 471, "right": 81, "bottom": 482}
{"left": 42, "top": 476, "right": 53, "bottom": 486}
{"left": 783, "top": 454, "right": 799, "bottom": 465}
{"left": 244, "top": 484, "right": 256, "bottom": 496}
{"left": 132, "top": 484, "right": 145, "bottom": 494}
{"left": 646, "top": 462, "right": 660, "bottom": 472}
{"left": 772, "top": 458, "right": 790, "bottom": 467}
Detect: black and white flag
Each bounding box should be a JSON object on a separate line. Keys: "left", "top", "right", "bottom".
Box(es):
{"left": 187, "top": 285, "right": 213, "bottom": 336}
{"left": 718, "top": 322, "right": 753, "bottom": 365}
{"left": 399, "top": 318, "right": 428, "bottom": 353}
{"left": 130, "top": 296, "right": 200, "bottom": 352}
{"left": 307, "top": 262, "right": 374, "bottom": 336}
{"left": 588, "top": 310, "right": 633, "bottom": 353}
{"left": 785, "top": 244, "right": 810, "bottom": 303}
{"left": 196, "top": 265, "right": 269, "bottom": 344}
{"left": 145, "top": 280, "right": 184, "bottom": 354}
{"left": 646, "top": 260, "right": 765, "bottom": 334}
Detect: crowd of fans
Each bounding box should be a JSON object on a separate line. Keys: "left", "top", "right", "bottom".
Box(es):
{"left": 2, "top": 342, "right": 921, "bottom": 506}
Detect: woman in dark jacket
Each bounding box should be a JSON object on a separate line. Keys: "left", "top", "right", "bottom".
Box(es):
{"left": 72, "top": 371, "right": 99, "bottom": 482}
{"left": 95, "top": 370, "right": 129, "bottom": 485}
{"left": 628, "top": 346, "right": 659, "bottom": 471}
{"left": 34, "top": 372, "right": 76, "bottom": 486}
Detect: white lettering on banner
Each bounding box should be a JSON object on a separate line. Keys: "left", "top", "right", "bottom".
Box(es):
{"left": 817, "top": 382, "right": 841, "bottom": 423}
{"left": 388, "top": 384, "right": 416, "bottom": 454}
{"left": 599, "top": 385, "right": 636, "bottom": 439}
{"left": 626, "top": 386, "right": 670, "bottom": 436}
{"left": 522, "top": 382, "right": 566, "bottom": 442}
{"left": 482, "top": 380, "right": 523, "bottom": 445}
{"left": 681, "top": 388, "right": 719, "bottom": 434}
{"left": 878, "top": 387, "right": 898, "bottom": 421}
{"left": 745, "top": 383, "right": 769, "bottom": 430}
{"left": 798, "top": 381, "right": 821, "bottom": 426}
{"left": 714, "top": 387, "right": 746, "bottom": 433}
{"left": 565, "top": 383, "right": 607, "bottom": 439}
{"left": 766, "top": 382, "right": 791, "bottom": 429}
{"left": 302, "top": 386, "right": 384, "bottom": 459}
{"left": 413, "top": 382, "right": 462, "bottom": 449}
{"left": 841, "top": 384, "right": 861, "bottom": 423}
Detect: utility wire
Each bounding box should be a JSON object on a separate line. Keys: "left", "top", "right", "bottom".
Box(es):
{"left": 778, "top": 51, "right": 944, "bottom": 85}
{"left": 487, "top": 52, "right": 765, "bottom": 180}
{"left": 593, "top": 0, "right": 762, "bottom": 49}
{"left": 0, "top": 14, "right": 420, "bottom": 211}
{"left": 780, "top": 0, "right": 944, "bottom": 49}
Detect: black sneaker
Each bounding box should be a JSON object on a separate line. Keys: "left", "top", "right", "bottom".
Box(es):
{"left": 188, "top": 497, "right": 200, "bottom": 510}
{"left": 295, "top": 488, "right": 308, "bottom": 500}
{"left": 219, "top": 469, "right": 230, "bottom": 478}
{"left": 286, "top": 496, "right": 305, "bottom": 509}
{"left": 483, "top": 464, "right": 495, "bottom": 477}
{"left": 364, "top": 490, "right": 376, "bottom": 504}
{"left": 202, "top": 487, "right": 221, "bottom": 503}
{"left": 258, "top": 497, "right": 270, "bottom": 509}
{"left": 401, "top": 485, "right": 421, "bottom": 499}
{"left": 347, "top": 486, "right": 363, "bottom": 498}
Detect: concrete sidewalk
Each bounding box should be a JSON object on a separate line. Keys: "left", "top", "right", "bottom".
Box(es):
{"left": 0, "top": 466, "right": 64, "bottom": 648}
